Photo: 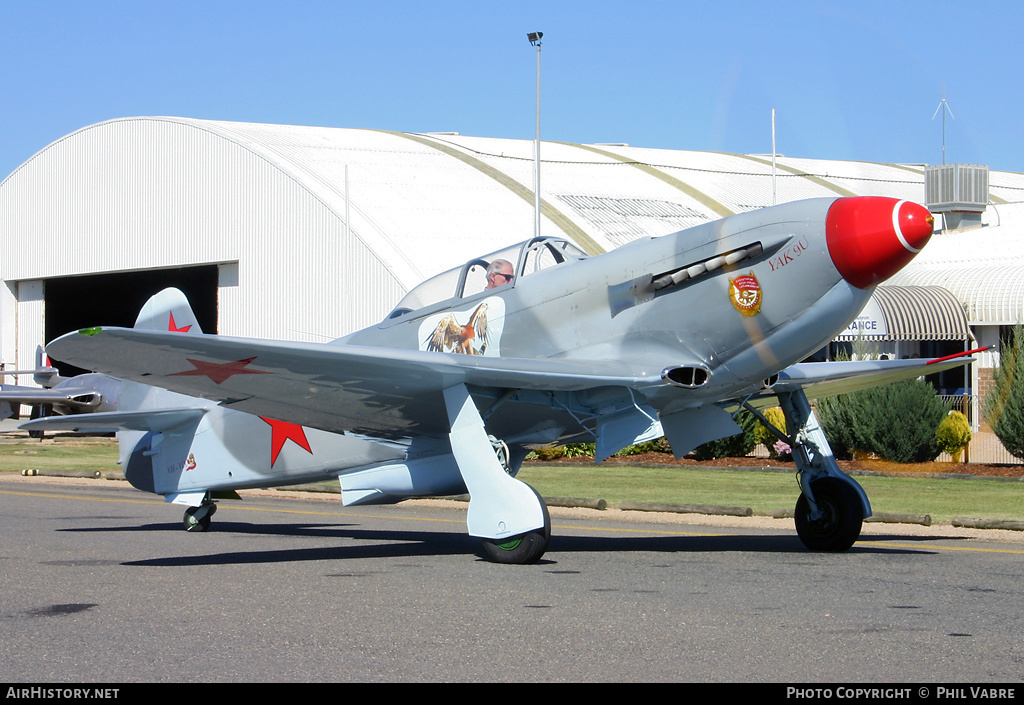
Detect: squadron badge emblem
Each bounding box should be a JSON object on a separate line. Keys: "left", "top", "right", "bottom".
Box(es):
{"left": 728, "top": 272, "right": 762, "bottom": 316}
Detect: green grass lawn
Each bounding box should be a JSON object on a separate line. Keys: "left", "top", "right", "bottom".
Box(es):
{"left": 0, "top": 436, "right": 120, "bottom": 475}
{"left": 517, "top": 463, "right": 1024, "bottom": 524}
{"left": 2, "top": 435, "right": 1022, "bottom": 524}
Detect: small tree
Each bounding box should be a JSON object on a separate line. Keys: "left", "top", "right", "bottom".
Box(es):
{"left": 752, "top": 406, "right": 788, "bottom": 458}
{"left": 983, "top": 326, "right": 1024, "bottom": 460}
{"left": 936, "top": 410, "right": 972, "bottom": 463}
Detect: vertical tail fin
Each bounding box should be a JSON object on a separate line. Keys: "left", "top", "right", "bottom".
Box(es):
{"left": 135, "top": 288, "right": 203, "bottom": 334}
{"left": 33, "top": 345, "right": 64, "bottom": 387}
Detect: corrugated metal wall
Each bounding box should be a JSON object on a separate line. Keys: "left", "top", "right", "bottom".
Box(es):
{"left": 0, "top": 118, "right": 411, "bottom": 352}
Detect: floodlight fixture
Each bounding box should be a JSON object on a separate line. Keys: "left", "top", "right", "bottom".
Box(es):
{"left": 527, "top": 31, "right": 543, "bottom": 46}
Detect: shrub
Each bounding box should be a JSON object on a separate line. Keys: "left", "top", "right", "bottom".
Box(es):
{"left": 935, "top": 410, "right": 972, "bottom": 463}
{"left": 528, "top": 438, "right": 672, "bottom": 462}
{"left": 527, "top": 445, "right": 565, "bottom": 461}
{"left": 817, "top": 378, "right": 948, "bottom": 463}
{"left": 815, "top": 393, "right": 858, "bottom": 460}
{"left": 613, "top": 437, "right": 673, "bottom": 456}
{"left": 562, "top": 442, "right": 596, "bottom": 458}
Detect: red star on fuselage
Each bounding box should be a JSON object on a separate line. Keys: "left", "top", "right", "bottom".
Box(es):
{"left": 168, "top": 357, "right": 270, "bottom": 385}
{"left": 260, "top": 417, "right": 312, "bottom": 466}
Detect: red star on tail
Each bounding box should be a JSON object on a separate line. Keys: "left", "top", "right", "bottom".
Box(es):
{"left": 168, "top": 312, "right": 192, "bottom": 333}
{"left": 260, "top": 417, "right": 312, "bottom": 466}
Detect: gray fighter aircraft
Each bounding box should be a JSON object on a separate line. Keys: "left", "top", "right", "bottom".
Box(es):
{"left": 25, "top": 196, "right": 978, "bottom": 563}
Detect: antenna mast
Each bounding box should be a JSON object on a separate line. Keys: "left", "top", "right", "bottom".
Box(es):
{"left": 932, "top": 85, "right": 955, "bottom": 165}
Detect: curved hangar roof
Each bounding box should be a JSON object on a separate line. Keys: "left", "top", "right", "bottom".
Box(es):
{"left": 2, "top": 116, "right": 1023, "bottom": 341}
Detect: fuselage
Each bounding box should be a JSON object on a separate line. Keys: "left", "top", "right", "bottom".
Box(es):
{"left": 339, "top": 196, "right": 933, "bottom": 445}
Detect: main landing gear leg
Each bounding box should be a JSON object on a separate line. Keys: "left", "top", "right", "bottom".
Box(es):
{"left": 777, "top": 390, "right": 870, "bottom": 552}
{"left": 443, "top": 383, "right": 550, "bottom": 564}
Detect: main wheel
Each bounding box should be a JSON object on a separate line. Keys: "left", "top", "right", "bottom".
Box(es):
{"left": 480, "top": 494, "right": 550, "bottom": 564}
{"left": 794, "top": 477, "right": 863, "bottom": 551}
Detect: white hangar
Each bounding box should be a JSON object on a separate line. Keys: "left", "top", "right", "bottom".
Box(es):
{"left": 2, "top": 116, "right": 1023, "bottom": 389}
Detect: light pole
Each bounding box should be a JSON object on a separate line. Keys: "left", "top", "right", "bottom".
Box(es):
{"left": 528, "top": 31, "right": 543, "bottom": 239}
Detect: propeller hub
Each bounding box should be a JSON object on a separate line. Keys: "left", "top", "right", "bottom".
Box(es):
{"left": 826, "top": 197, "right": 934, "bottom": 289}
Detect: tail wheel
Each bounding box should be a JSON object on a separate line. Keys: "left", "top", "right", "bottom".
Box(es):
{"left": 480, "top": 492, "right": 550, "bottom": 564}
{"left": 183, "top": 503, "right": 217, "bottom": 532}
{"left": 794, "top": 477, "right": 862, "bottom": 552}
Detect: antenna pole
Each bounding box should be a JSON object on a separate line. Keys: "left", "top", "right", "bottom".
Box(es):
{"left": 932, "top": 84, "right": 955, "bottom": 165}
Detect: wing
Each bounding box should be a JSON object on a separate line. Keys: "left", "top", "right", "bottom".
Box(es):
{"left": 719, "top": 350, "right": 983, "bottom": 416}
{"left": 44, "top": 327, "right": 645, "bottom": 438}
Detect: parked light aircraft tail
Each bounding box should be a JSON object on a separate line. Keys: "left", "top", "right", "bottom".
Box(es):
{"left": 26, "top": 196, "right": 979, "bottom": 561}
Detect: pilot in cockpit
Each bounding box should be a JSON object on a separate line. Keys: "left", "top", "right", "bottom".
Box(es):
{"left": 485, "top": 259, "right": 514, "bottom": 290}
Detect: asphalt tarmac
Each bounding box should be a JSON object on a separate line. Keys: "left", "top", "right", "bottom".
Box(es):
{"left": 2, "top": 474, "right": 1022, "bottom": 683}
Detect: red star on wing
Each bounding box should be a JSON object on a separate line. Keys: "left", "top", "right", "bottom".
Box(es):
{"left": 260, "top": 417, "right": 312, "bottom": 466}
{"left": 168, "top": 357, "right": 271, "bottom": 385}
{"left": 168, "top": 312, "right": 192, "bottom": 333}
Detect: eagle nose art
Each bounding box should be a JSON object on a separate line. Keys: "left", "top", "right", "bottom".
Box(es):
{"left": 825, "top": 196, "right": 935, "bottom": 289}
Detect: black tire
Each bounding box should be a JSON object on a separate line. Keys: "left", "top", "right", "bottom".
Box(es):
{"left": 183, "top": 505, "right": 214, "bottom": 532}
{"left": 480, "top": 493, "right": 550, "bottom": 564}
{"left": 794, "top": 477, "right": 863, "bottom": 551}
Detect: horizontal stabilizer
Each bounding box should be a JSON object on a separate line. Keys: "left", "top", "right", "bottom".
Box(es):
{"left": 20, "top": 407, "right": 206, "bottom": 434}
{"left": 0, "top": 368, "right": 57, "bottom": 378}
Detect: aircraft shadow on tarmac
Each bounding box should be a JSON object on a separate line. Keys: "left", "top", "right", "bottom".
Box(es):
{"left": 60, "top": 519, "right": 940, "bottom": 566}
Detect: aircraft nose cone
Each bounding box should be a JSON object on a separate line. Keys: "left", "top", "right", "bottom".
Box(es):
{"left": 826, "top": 197, "right": 934, "bottom": 289}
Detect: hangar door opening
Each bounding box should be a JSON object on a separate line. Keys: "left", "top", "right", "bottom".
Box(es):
{"left": 44, "top": 266, "right": 219, "bottom": 376}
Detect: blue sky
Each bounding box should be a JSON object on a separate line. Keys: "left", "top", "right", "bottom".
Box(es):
{"left": 2, "top": 0, "right": 1022, "bottom": 181}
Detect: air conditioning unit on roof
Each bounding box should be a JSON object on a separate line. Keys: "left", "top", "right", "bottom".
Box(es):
{"left": 924, "top": 163, "right": 989, "bottom": 231}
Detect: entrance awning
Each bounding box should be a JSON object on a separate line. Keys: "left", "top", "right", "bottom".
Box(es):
{"left": 835, "top": 286, "right": 971, "bottom": 342}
